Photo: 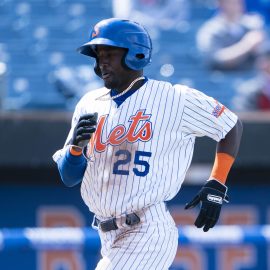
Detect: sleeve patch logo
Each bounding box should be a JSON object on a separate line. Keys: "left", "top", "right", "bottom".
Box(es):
{"left": 212, "top": 102, "right": 225, "bottom": 118}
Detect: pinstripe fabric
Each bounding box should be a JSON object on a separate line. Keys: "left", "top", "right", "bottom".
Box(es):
{"left": 95, "top": 203, "right": 178, "bottom": 270}
{"left": 53, "top": 79, "right": 238, "bottom": 269}
{"left": 53, "top": 79, "right": 238, "bottom": 217}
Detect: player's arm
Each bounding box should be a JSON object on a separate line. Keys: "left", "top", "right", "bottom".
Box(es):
{"left": 210, "top": 118, "right": 243, "bottom": 183}
{"left": 56, "top": 150, "right": 87, "bottom": 187}
{"left": 56, "top": 113, "right": 98, "bottom": 187}
{"left": 185, "top": 118, "right": 243, "bottom": 232}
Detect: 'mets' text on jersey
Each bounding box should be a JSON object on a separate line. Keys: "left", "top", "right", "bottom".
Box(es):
{"left": 91, "top": 110, "right": 152, "bottom": 153}
{"left": 59, "top": 79, "right": 238, "bottom": 219}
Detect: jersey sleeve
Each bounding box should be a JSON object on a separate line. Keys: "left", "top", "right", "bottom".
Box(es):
{"left": 181, "top": 87, "right": 238, "bottom": 142}
{"left": 52, "top": 98, "right": 85, "bottom": 162}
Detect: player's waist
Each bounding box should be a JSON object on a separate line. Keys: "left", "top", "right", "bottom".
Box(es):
{"left": 92, "top": 202, "right": 169, "bottom": 232}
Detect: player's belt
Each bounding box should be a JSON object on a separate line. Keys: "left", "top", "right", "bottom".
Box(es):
{"left": 94, "top": 212, "right": 141, "bottom": 232}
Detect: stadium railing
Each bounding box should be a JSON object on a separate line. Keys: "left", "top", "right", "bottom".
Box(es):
{"left": 1, "top": 225, "right": 269, "bottom": 250}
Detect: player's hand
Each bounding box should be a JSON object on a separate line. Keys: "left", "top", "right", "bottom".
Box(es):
{"left": 184, "top": 179, "right": 228, "bottom": 232}
{"left": 70, "top": 113, "right": 98, "bottom": 149}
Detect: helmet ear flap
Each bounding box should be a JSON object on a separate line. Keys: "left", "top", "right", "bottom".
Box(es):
{"left": 121, "top": 49, "right": 132, "bottom": 71}
{"left": 94, "top": 58, "right": 102, "bottom": 77}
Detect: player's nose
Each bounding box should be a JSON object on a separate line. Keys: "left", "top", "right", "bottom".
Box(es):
{"left": 99, "top": 61, "right": 110, "bottom": 73}
{"left": 99, "top": 60, "right": 110, "bottom": 72}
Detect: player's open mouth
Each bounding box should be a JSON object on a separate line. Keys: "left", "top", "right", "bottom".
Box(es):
{"left": 102, "top": 73, "right": 110, "bottom": 79}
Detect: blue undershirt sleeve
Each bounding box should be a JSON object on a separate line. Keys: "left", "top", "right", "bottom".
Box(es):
{"left": 56, "top": 148, "right": 87, "bottom": 187}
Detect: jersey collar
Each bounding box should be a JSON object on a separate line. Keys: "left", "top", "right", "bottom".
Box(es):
{"left": 110, "top": 77, "right": 148, "bottom": 107}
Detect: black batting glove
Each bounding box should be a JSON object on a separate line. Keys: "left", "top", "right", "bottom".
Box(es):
{"left": 70, "top": 113, "right": 98, "bottom": 149}
{"left": 184, "top": 179, "right": 228, "bottom": 232}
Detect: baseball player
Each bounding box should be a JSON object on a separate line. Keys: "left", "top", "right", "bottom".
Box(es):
{"left": 53, "top": 18, "right": 243, "bottom": 270}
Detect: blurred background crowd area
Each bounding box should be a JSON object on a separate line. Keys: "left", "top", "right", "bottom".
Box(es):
{"left": 1, "top": 0, "right": 270, "bottom": 112}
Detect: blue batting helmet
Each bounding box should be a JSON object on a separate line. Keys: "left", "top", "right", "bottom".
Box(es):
{"left": 77, "top": 18, "right": 152, "bottom": 71}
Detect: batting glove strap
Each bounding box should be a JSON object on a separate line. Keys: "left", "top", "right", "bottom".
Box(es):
{"left": 205, "top": 179, "right": 229, "bottom": 202}
{"left": 205, "top": 179, "right": 227, "bottom": 193}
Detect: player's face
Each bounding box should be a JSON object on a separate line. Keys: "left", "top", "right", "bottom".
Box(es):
{"left": 219, "top": 0, "right": 244, "bottom": 18}
{"left": 96, "top": 45, "right": 137, "bottom": 92}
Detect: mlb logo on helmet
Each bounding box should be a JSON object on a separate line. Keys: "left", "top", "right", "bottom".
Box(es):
{"left": 92, "top": 25, "right": 99, "bottom": 38}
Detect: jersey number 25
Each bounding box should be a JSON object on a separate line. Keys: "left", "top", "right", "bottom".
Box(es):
{"left": 113, "top": 150, "right": 152, "bottom": 177}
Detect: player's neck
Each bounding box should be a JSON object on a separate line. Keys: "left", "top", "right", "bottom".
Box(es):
{"left": 115, "top": 75, "right": 145, "bottom": 94}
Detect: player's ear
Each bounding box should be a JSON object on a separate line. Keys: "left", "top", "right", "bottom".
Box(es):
{"left": 94, "top": 58, "right": 102, "bottom": 77}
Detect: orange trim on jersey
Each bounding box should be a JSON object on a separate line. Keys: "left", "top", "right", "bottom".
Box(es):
{"left": 217, "top": 105, "right": 225, "bottom": 117}
{"left": 70, "top": 146, "right": 83, "bottom": 156}
{"left": 210, "top": 152, "right": 235, "bottom": 184}
{"left": 212, "top": 99, "right": 226, "bottom": 118}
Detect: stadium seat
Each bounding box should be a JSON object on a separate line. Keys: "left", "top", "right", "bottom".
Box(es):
{"left": 0, "top": 0, "right": 249, "bottom": 110}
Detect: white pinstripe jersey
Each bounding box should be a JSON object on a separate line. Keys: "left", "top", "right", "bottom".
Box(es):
{"left": 54, "top": 79, "right": 238, "bottom": 218}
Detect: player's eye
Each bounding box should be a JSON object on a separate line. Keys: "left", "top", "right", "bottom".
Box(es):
{"left": 99, "top": 52, "right": 111, "bottom": 59}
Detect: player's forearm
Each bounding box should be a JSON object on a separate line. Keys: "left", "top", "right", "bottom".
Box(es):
{"left": 210, "top": 119, "right": 243, "bottom": 183}
{"left": 56, "top": 148, "right": 87, "bottom": 187}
